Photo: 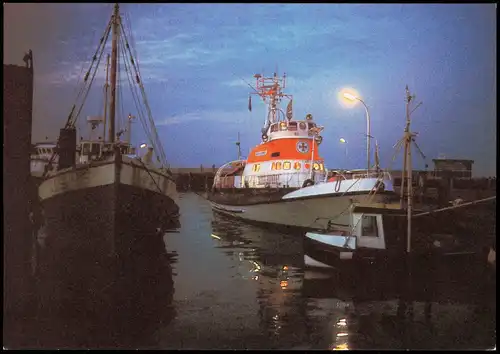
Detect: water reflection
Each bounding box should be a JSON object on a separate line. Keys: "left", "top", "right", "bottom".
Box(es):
{"left": 210, "top": 210, "right": 496, "bottom": 350}
{"left": 13, "top": 226, "right": 179, "bottom": 350}
{"left": 210, "top": 213, "right": 321, "bottom": 349}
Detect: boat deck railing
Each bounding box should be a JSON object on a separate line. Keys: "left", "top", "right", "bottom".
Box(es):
{"left": 214, "top": 171, "right": 327, "bottom": 189}
{"left": 330, "top": 170, "right": 392, "bottom": 181}
{"left": 213, "top": 170, "right": 392, "bottom": 189}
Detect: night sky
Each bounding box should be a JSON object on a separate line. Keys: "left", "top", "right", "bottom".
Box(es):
{"left": 4, "top": 4, "right": 496, "bottom": 176}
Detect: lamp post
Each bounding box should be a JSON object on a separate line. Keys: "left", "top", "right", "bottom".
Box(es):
{"left": 343, "top": 92, "right": 371, "bottom": 174}
{"left": 339, "top": 138, "right": 348, "bottom": 168}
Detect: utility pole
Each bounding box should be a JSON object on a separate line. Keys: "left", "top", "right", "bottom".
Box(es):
{"left": 236, "top": 132, "right": 242, "bottom": 160}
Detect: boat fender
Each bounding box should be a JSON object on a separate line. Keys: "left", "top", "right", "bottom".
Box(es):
{"left": 303, "top": 179, "right": 315, "bottom": 188}
{"left": 335, "top": 178, "right": 341, "bottom": 192}
{"left": 262, "top": 134, "right": 268, "bottom": 142}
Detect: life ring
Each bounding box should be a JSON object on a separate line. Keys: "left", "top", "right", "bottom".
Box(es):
{"left": 302, "top": 179, "right": 315, "bottom": 188}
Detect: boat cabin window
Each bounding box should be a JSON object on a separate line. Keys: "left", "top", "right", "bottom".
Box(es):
{"left": 271, "top": 123, "right": 279, "bottom": 133}
{"left": 271, "top": 152, "right": 280, "bottom": 157}
{"left": 120, "top": 146, "right": 129, "bottom": 155}
{"left": 288, "top": 122, "right": 298, "bottom": 131}
{"left": 361, "top": 215, "right": 378, "bottom": 237}
{"left": 81, "top": 143, "right": 102, "bottom": 156}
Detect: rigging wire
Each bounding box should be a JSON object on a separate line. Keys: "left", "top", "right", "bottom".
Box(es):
{"left": 119, "top": 19, "right": 168, "bottom": 167}
{"left": 70, "top": 20, "right": 113, "bottom": 124}
{"left": 72, "top": 29, "right": 111, "bottom": 128}
{"left": 119, "top": 31, "right": 155, "bottom": 150}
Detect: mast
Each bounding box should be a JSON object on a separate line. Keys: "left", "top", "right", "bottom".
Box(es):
{"left": 103, "top": 54, "right": 110, "bottom": 142}
{"left": 249, "top": 72, "right": 292, "bottom": 141}
{"left": 108, "top": 3, "right": 120, "bottom": 143}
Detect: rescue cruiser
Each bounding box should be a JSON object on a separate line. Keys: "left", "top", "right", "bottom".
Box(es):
{"left": 207, "top": 72, "right": 396, "bottom": 232}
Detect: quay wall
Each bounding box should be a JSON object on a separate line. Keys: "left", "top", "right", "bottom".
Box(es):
{"left": 3, "top": 59, "right": 37, "bottom": 324}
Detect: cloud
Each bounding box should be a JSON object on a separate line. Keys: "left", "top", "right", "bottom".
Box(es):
{"left": 157, "top": 109, "right": 254, "bottom": 127}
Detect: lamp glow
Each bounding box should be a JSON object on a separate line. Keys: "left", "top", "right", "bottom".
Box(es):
{"left": 339, "top": 138, "right": 347, "bottom": 144}
{"left": 343, "top": 92, "right": 357, "bottom": 101}
{"left": 140, "top": 143, "right": 147, "bottom": 148}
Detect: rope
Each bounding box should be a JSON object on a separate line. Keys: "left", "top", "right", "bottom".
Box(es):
{"left": 41, "top": 18, "right": 113, "bottom": 179}
{"left": 119, "top": 19, "right": 168, "bottom": 167}
{"left": 119, "top": 33, "right": 155, "bottom": 148}
{"left": 73, "top": 22, "right": 112, "bottom": 126}
{"left": 135, "top": 157, "right": 163, "bottom": 194}
{"left": 412, "top": 196, "right": 496, "bottom": 218}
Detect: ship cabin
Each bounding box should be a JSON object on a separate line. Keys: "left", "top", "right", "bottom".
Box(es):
{"left": 78, "top": 139, "right": 136, "bottom": 164}
{"left": 214, "top": 115, "right": 328, "bottom": 190}
{"left": 31, "top": 142, "right": 58, "bottom": 177}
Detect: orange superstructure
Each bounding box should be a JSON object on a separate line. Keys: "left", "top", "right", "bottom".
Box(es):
{"left": 213, "top": 72, "right": 328, "bottom": 189}
{"left": 247, "top": 138, "right": 323, "bottom": 163}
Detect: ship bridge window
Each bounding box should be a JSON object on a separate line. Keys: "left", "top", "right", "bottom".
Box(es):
{"left": 271, "top": 152, "right": 280, "bottom": 157}
{"left": 252, "top": 164, "right": 261, "bottom": 172}
{"left": 91, "top": 143, "right": 101, "bottom": 154}
{"left": 361, "top": 215, "right": 378, "bottom": 237}
{"left": 288, "top": 122, "right": 297, "bottom": 131}
{"left": 271, "top": 124, "right": 279, "bottom": 133}
{"left": 313, "top": 163, "right": 324, "bottom": 171}
{"left": 272, "top": 161, "right": 283, "bottom": 170}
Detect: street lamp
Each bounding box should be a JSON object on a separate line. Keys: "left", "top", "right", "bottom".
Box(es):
{"left": 339, "top": 138, "right": 348, "bottom": 168}
{"left": 342, "top": 92, "right": 371, "bottom": 173}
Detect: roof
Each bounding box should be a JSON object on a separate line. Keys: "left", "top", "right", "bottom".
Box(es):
{"left": 432, "top": 158, "right": 474, "bottom": 164}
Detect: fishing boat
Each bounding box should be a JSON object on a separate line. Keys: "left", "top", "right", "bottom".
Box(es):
{"left": 37, "top": 3, "right": 179, "bottom": 260}
{"left": 304, "top": 86, "right": 496, "bottom": 272}
{"left": 207, "top": 72, "right": 396, "bottom": 232}
{"left": 303, "top": 202, "right": 494, "bottom": 271}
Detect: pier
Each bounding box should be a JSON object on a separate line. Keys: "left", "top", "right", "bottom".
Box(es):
{"left": 4, "top": 51, "right": 37, "bottom": 339}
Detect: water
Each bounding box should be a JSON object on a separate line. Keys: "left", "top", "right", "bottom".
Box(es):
{"left": 158, "top": 193, "right": 495, "bottom": 350}
{"left": 5, "top": 192, "right": 496, "bottom": 350}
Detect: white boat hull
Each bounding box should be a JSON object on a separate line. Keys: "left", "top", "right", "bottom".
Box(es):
{"left": 211, "top": 192, "right": 390, "bottom": 230}
{"left": 209, "top": 177, "right": 395, "bottom": 230}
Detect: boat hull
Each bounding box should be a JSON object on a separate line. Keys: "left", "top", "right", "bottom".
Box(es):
{"left": 210, "top": 191, "right": 394, "bottom": 231}
{"left": 38, "top": 157, "right": 179, "bottom": 258}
